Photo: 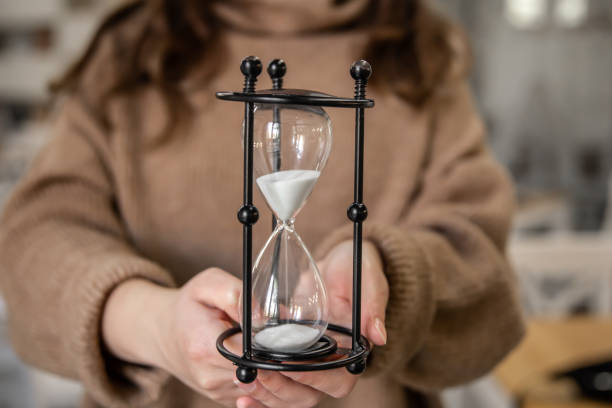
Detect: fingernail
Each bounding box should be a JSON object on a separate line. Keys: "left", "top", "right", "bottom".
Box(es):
{"left": 374, "top": 318, "right": 387, "bottom": 345}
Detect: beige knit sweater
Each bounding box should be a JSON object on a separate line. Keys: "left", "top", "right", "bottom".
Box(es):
{"left": 0, "top": 2, "right": 524, "bottom": 407}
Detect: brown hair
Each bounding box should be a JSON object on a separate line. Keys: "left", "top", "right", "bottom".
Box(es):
{"left": 52, "top": 0, "right": 467, "bottom": 113}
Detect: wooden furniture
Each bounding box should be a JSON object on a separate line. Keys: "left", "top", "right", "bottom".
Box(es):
{"left": 496, "top": 318, "right": 612, "bottom": 407}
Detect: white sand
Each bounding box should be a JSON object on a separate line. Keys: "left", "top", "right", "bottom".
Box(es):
{"left": 254, "top": 323, "right": 321, "bottom": 352}
{"left": 256, "top": 170, "right": 319, "bottom": 222}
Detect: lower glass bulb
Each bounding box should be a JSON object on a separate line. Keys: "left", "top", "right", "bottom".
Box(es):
{"left": 239, "top": 222, "right": 328, "bottom": 352}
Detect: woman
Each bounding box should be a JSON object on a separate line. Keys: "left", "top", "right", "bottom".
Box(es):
{"left": 0, "top": 0, "right": 524, "bottom": 407}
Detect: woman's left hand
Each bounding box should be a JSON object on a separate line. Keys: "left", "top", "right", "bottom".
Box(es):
{"left": 266, "top": 240, "right": 388, "bottom": 404}
{"left": 319, "top": 239, "right": 389, "bottom": 347}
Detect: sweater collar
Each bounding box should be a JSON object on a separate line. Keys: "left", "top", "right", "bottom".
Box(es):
{"left": 211, "top": 0, "right": 371, "bottom": 35}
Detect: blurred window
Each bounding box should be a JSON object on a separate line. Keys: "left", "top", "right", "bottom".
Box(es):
{"left": 505, "top": 0, "right": 549, "bottom": 29}
{"left": 554, "top": 0, "right": 589, "bottom": 28}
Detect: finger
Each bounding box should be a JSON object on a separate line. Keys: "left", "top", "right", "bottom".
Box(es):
{"left": 234, "top": 379, "right": 287, "bottom": 408}
{"left": 359, "top": 242, "right": 389, "bottom": 346}
{"left": 205, "top": 387, "right": 249, "bottom": 407}
{"left": 190, "top": 267, "right": 241, "bottom": 321}
{"left": 257, "top": 370, "right": 321, "bottom": 407}
{"left": 320, "top": 241, "right": 353, "bottom": 299}
{"left": 327, "top": 291, "right": 386, "bottom": 346}
{"left": 236, "top": 396, "right": 267, "bottom": 408}
{"left": 207, "top": 320, "right": 243, "bottom": 369}
{"left": 365, "top": 316, "right": 386, "bottom": 346}
{"left": 363, "top": 280, "right": 388, "bottom": 346}
{"left": 186, "top": 367, "right": 240, "bottom": 393}
{"left": 325, "top": 253, "right": 389, "bottom": 345}
{"left": 281, "top": 368, "right": 358, "bottom": 399}
{"left": 363, "top": 293, "right": 388, "bottom": 346}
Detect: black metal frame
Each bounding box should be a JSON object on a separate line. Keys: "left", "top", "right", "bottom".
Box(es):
{"left": 216, "top": 57, "right": 374, "bottom": 383}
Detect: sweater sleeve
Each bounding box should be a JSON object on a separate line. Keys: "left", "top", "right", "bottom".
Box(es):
{"left": 315, "top": 83, "right": 525, "bottom": 391}
{"left": 0, "top": 94, "right": 176, "bottom": 407}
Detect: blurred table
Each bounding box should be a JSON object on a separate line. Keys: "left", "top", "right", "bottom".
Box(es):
{"left": 496, "top": 318, "right": 612, "bottom": 407}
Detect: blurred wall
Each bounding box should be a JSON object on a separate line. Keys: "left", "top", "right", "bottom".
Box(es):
{"left": 440, "top": 0, "right": 612, "bottom": 193}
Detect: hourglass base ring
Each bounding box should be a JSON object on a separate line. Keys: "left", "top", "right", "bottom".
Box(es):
{"left": 252, "top": 334, "right": 338, "bottom": 361}
{"left": 216, "top": 323, "right": 370, "bottom": 382}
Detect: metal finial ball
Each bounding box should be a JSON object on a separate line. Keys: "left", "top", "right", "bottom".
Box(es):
{"left": 350, "top": 60, "right": 372, "bottom": 81}
{"left": 236, "top": 366, "right": 258, "bottom": 383}
{"left": 347, "top": 203, "right": 368, "bottom": 223}
{"left": 347, "top": 359, "right": 367, "bottom": 375}
{"left": 237, "top": 205, "right": 259, "bottom": 225}
{"left": 240, "top": 56, "right": 263, "bottom": 78}
{"left": 267, "top": 59, "right": 287, "bottom": 79}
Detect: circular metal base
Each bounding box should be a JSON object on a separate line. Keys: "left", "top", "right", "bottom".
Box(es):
{"left": 252, "top": 334, "right": 338, "bottom": 361}
{"left": 216, "top": 323, "right": 370, "bottom": 380}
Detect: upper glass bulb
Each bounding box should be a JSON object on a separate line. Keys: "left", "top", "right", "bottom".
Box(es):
{"left": 251, "top": 95, "right": 332, "bottom": 222}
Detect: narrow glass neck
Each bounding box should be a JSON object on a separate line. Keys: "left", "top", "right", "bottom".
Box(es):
{"left": 275, "top": 217, "right": 295, "bottom": 230}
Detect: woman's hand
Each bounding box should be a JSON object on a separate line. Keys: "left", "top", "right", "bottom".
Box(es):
{"left": 102, "top": 268, "right": 326, "bottom": 408}
{"left": 319, "top": 240, "right": 389, "bottom": 346}
{"left": 274, "top": 240, "right": 389, "bottom": 401}
{"left": 153, "top": 268, "right": 246, "bottom": 406}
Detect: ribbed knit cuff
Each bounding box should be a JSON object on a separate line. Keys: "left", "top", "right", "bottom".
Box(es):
{"left": 314, "top": 223, "right": 435, "bottom": 376}
{"left": 69, "top": 254, "right": 176, "bottom": 408}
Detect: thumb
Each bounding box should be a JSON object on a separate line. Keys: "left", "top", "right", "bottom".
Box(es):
{"left": 190, "top": 267, "right": 242, "bottom": 322}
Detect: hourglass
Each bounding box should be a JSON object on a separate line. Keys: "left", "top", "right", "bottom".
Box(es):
{"left": 216, "top": 57, "right": 374, "bottom": 383}
{"left": 246, "top": 98, "right": 332, "bottom": 354}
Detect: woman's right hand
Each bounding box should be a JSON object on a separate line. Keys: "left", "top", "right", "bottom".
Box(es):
{"left": 103, "top": 268, "right": 325, "bottom": 408}
{"left": 154, "top": 268, "right": 247, "bottom": 406}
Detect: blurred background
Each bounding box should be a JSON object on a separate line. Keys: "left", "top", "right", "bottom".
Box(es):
{"left": 0, "top": 0, "right": 611, "bottom": 407}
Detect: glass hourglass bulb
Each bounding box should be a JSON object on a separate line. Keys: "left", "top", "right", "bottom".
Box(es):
{"left": 239, "top": 96, "right": 332, "bottom": 353}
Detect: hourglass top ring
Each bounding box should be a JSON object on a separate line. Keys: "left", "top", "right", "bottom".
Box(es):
{"left": 216, "top": 57, "right": 374, "bottom": 383}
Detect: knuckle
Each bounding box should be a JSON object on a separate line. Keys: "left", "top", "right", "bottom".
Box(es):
{"left": 331, "top": 383, "right": 353, "bottom": 399}
{"left": 300, "top": 394, "right": 322, "bottom": 408}
{"left": 185, "top": 339, "right": 209, "bottom": 361}
{"left": 202, "top": 267, "right": 224, "bottom": 278}
{"left": 259, "top": 375, "right": 283, "bottom": 395}
{"left": 198, "top": 376, "right": 220, "bottom": 391}
{"left": 269, "top": 382, "right": 284, "bottom": 396}
{"left": 331, "top": 389, "right": 348, "bottom": 399}
{"left": 191, "top": 268, "right": 223, "bottom": 290}
{"left": 289, "top": 372, "right": 307, "bottom": 384}
{"left": 311, "top": 376, "right": 327, "bottom": 390}
{"left": 203, "top": 390, "right": 228, "bottom": 402}
{"left": 249, "top": 385, "right": 266, "bottom": 399}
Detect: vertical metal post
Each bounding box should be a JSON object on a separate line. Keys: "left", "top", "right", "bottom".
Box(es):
{"left": 266, "top": 59, "right": 287, "bottom": 327}
{"left": 242, "top": 100, "right": 255, "bottom": 359}
{"left": 237, "top": 57, "right": 262, "bottom": 369}
{"left": 348, "top": 60, "right": 372, "bottom": 353}
{"left": 268, "top": 59, "right": 286, "bottom": 231}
